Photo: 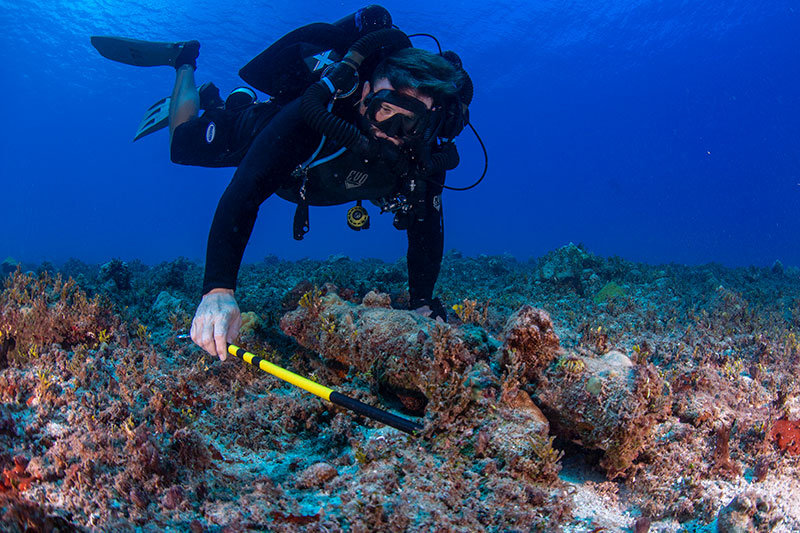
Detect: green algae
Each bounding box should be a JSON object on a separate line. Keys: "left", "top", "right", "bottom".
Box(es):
{"left": 594, "top": 281, "right": 626, "bottom": 304}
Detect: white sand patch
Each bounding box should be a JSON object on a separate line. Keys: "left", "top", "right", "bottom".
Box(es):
{"left": 563, "top": 480, "right": 638, "bottom": 531}
{"left": 561, "top": 460, "right": 800, "bottom": 532}
{"left": 759, "top": 471, "right": 800, "bottom": 532}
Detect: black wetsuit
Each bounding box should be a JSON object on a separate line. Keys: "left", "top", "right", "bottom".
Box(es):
{"left": 171, "top": 96, "right": 445, "bottom": 305}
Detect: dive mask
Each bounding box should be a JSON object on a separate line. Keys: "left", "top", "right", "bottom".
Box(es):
{"left": 363, "top": 89, "right": 431, "bottom": 140}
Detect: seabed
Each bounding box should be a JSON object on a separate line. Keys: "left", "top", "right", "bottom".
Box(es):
{"left": 1, "top": 245, "right": 798, "bottom": 532}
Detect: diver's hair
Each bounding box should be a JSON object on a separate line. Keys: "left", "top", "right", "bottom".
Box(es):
{"left": 371, "top": 48, "right": 465, "bottom": 101}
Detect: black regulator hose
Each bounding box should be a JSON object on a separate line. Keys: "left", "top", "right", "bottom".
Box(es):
{"left": 440, "top": 50, "right": 473, "bottom": 106}
{"left": 301, "top": 28, "right": 412, "bottom": 152}
{"left": 427, "top": 142, "right": 460, "bottom": 174}
{"left": 344, "top": 28, "right": 411, "bottom": 65}
{"left": 460, "top": 71, "right": 474, "bottom": 106}
{"left": 301, "top": 82, "right": 367, "bottom": 152}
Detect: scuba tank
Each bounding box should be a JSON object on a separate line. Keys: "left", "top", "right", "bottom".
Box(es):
{"left": 238, "top": 5, "right": 392, "bottom": 104}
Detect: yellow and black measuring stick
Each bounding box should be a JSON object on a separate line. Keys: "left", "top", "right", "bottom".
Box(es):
{"left": 227, "top": 344, "right": 423, "bottom": 436}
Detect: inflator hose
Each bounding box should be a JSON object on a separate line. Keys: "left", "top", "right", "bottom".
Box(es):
{"left": 301, "top": 28, "right": 413, "bottom": 152}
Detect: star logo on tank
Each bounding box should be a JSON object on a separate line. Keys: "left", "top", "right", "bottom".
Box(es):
{"left": 310, "top": 50, "right": 337, "bottom": 72}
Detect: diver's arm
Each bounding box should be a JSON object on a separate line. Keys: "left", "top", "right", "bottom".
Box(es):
{"left": 200, "top": 175, "right": 265, "bottom": 294}
{"left": 193, "top": 170, "right": 267, "bottom": 359}
{"left": 194, "top": 100, "right": 317, "bottom": 359}
{"left": 201, "top": 99, "right": 318, "bottom": 295}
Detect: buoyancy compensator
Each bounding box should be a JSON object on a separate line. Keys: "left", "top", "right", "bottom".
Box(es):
{"left": 237, "top": 5, "right": 483, "bottom": 239}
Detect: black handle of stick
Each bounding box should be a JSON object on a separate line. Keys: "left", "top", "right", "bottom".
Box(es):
{"left": 329, "top": 392, "right": 423, "bottom": 435}
{"left": 219, "top": 342, "right": 423, "bottom": 436}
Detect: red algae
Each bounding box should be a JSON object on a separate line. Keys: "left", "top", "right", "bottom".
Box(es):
{"left": 770, "top": 419, "right": 800, "bottom": 455}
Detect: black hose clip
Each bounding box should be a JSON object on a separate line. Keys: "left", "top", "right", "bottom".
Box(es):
{"left": 321, "top": 61, "right": 360, "bottom": 99}
{"left": 378, "top": 194, "right": 413, "bottom": 230}
{"left": 379, "top": 194, "right": 410, "bottom": 214}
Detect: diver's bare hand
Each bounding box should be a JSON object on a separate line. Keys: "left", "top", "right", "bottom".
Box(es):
{"left": 190, "top": 288, "right": 242, "bottom": 360}
{"left": 411, "top": 297, "right": 447, "bottom": 322}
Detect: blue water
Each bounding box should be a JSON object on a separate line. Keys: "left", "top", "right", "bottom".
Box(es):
{"left": 1, "top": 1, "right": 798, "bottom": 267}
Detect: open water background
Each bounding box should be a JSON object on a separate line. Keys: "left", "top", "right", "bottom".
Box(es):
{"left": 1, "top": 0, "right": 798, "bottom": 267}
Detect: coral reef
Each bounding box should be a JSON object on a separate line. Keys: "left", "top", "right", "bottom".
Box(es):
{"left": 717, "top": 490, "right": 780, "bottom": 532}
{"left": 1, "top": 258, "right": 19, "bottom": 277}
{"left": 1, "top": 246, "right": 799, "bottom": 531}
{"left": 99, "top": 258, "right": 132, "bottom": 292}
{"left": 0, "top": 269, "right": 116, "bottom": 368}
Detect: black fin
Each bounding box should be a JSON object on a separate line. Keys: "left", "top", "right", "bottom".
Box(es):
{"left": 91, "top": 36, "right": 190, "bottom": 67}
{"left": 133, "top": 97, "right": 170, "bottom": 141}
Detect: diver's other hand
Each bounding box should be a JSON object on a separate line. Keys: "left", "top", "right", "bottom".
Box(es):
{"left": 363, "top": 137, "right": 410, "bottom": 175}
{"left": 411, "top": 297, "right": 447, "bottom": 322}
{"left": 190, "top": 288, "right": 242, "bottom": 360}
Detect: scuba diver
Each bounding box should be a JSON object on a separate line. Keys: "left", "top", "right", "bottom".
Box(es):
{"left": 92, "top": 5, "right": 477, "bottom": 360}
